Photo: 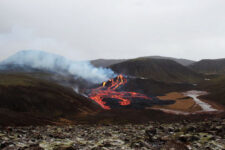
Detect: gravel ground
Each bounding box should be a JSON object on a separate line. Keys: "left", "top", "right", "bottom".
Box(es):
{"left": 0, "top": 118, "right": 225, "bottom": 150}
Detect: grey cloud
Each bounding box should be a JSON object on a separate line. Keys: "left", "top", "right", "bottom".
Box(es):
{"left": 0, "top": 0, "right": 225, "bottom": 61}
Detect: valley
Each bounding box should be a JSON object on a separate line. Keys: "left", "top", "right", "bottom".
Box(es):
{"left": 151, "top": 91, "right": 222, "bottom": 115}
{"left": 1, "top": 1, "right": 225, "bottom": 149}
{"left": 0, "top": 51, "right": 225, "bottom": 126}
{"left": 0, "top": 51, "right": 225, "bottom": 149}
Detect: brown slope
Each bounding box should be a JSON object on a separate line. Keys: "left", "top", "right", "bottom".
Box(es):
{"left": 0, "top": 73, "right": 100, "bottom": 126}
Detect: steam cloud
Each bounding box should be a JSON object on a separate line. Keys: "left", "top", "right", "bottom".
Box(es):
{"left": 0, "top": 50, "right": 115, "bottom": 83}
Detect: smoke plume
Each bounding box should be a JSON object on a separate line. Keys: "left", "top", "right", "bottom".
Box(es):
{"left": 0, "top": 50, "right": 115, "bottom": 83}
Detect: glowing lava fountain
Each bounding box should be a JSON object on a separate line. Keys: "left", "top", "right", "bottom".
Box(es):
{"left": 89, "top": 74, "right": 152, "bottom": 110}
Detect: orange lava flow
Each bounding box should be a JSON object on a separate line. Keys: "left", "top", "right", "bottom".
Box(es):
{"left": 89, "top": 74, "right": 152, "bottom": 110}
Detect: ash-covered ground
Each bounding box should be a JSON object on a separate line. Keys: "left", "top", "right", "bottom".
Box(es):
{"left": 1, "top": 118, "right": 225, "bottom": 150}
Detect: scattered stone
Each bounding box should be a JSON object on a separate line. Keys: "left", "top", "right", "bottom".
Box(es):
{"left": 0, "top": 118, "right": 224, "bottom": 150}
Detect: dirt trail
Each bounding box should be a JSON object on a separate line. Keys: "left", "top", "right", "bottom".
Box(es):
{"left": 151, "top": 90, "right": 221, "bottom": 115}
{"left": 184, "top": 90, "right": 217, "bottom": 112}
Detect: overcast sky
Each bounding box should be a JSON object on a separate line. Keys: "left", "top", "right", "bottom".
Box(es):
{"left": 0, "top": 0, "right": 225, "bottom": 61}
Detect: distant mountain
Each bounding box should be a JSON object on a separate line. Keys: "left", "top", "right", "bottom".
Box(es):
{"left": 141, "top": 56, "right": 195, "bottom": 66}
{"left": 0, "top": 73, "right": 100, "bottom": 126}
{"left": 0, "top": 50, "right": 115, "bottom": 83}
{"left": 189, "top": 59, "right": 225, "bottom": 74}
{"left": 91, "top": 56, "right": 195, "bottom": 68}
{"left": 0, "top": 64, "right": 48, "bottom": 73}
{"left": 91, "top": 59, "right": 126, "bottom": 67}
{"left": 110, "top": 58, "right": 203, "bottom": 83}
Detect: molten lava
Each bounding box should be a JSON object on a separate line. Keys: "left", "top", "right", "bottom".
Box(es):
{"left": 89, "top": 74, "right": 152, "bottom": 110}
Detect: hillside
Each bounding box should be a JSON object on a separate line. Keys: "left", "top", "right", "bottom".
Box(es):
{"left": 189, "top": 58, "right": 225, "bottom": 74}
{"left": 0, "top": 73, "right": 100, "bottom": 126}
{"left": 110, "top": 58, "right": 203, "bottom": 83}
{"left": 199, "top": 75, "right": 225, "bottom": 106}
{"left": 122, "top": 78, "right": 194, "bottom": 96}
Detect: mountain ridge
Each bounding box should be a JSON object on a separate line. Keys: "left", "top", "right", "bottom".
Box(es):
{"left": 109, "top": 58, "right": 202, "bottom": 83}
{"left": 190, "top": 58, "right": 225, "bottom": 74}
{"left": 91, "top": 56, "right": 195, "bottom": 67}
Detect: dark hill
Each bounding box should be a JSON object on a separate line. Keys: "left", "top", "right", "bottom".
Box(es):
{"left": 122, "top": 77, "right": 194, "bottom": 96}
{"left": 91, "top": 56, "right": 195, "bottom": 68}
{"left": 141, "top": 56, "right": 195, "bottom": 66}
{"left": 0, "top": 73, "right": 100, "bottom": 126}
{"left": 189, "top": 59, "right": 225, "bottom": 74}
{"left": 199, "top": 75, "right": 225, "bottom": 106}
{"left": 110, "top": 58, "right": 203, "bottom": 83}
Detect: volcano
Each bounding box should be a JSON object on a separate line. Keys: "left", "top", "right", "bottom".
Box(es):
{"left": 88, "top": 74, "right": 174, "bottom": 109}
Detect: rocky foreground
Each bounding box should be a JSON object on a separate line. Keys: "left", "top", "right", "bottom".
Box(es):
{"left": 0, "top": 118, "right": 225, "bottom": 150}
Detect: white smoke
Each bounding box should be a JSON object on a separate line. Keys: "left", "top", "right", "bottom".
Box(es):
{"left": 0, "top": 50, "right": 115, "bottom": 83}
{"left": 73, "top": 86, "right": 80, "bottom": 93}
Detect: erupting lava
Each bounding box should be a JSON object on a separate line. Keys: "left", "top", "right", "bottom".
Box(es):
{"left": 89, "top": 74, "right": 152, "bottom": 110}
